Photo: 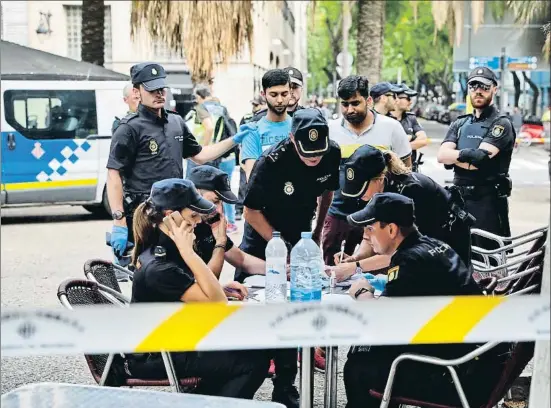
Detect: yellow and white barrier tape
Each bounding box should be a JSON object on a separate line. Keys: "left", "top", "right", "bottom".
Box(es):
{"left": 1, "top": 295, "right": 549, "bottom": 357}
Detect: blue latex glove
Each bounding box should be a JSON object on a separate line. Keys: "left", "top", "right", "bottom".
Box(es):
{"left": 363, "top": 273, "right": 388, "bottom": 292}
{"left": 233, "top": 122, "right": 258, "bottom": 144}
{"left": 111, "top": 226, "right": 128, "bottom": 258}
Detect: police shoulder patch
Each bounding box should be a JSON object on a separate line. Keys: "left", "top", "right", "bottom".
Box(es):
{"left": 120, "top": 112, "right": 139, "bottom": 124}
{"left": 491, "top": 125, "right": 505, "bottom": 137}
{"left": 387, "top": 266, "right": 400, "bottom": 282}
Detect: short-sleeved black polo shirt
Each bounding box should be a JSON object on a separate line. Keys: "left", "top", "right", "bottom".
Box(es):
{"left": 240, "top": 138, "right": 341, "bottom": 259}
{"left": 107, "top": 104, "right": 203, "bottom": 194}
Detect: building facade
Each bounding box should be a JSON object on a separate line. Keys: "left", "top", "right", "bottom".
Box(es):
{"left": 1, "top": 0, "right": 308, "bottom": 121}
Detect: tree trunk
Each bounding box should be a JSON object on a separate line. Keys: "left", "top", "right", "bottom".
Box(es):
{"left": 81, "top": 0, "right": 105, "bottom": 66}
{"left": 356, "top": 0, "right": 385, "bottom": 84}
{"left": 522, "top": 71, "right": 540, "bottom": 116}
{"left": 512, "top": 71, "right": 522, "bottom": 108}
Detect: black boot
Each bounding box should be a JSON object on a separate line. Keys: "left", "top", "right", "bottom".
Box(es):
{"left": 272, "top": 377, "right": 299, "bottom": 408}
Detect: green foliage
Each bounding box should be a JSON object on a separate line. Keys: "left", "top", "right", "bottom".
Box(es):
{"left": 382, "top": 0, "right": 453, "bottom": 92}
{"left": 307, "top": 1, "right": 357, "bottom": 95}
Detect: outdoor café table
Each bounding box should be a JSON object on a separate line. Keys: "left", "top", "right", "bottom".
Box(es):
{"left": 1, "top": 382, "right": 286, "bottom": 408}
{"left": 242, "top": 277, "right": 355, "bottom": 408}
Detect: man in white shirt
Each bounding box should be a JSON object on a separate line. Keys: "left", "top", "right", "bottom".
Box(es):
{"left": 318, "top": 75, "right": 412, "bottom": 266}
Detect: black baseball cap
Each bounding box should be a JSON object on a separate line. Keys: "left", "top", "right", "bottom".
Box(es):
{"left": 467, "top": 67, "right": 498, "bottom": 86}
{"left": 130, "top": 62, "right": 168, "bottom": 91}
{"left": 291, "top": 108, "right": 329, "bottom": 157}
{"left": 396, "top": 84, "right": 418, "bottom": 97}
{"left": 347, "top": 192, "right": 416, "bottom": 227}
{"left": 284, "top": 67, "right": 304, "bottom": 87}
{"left": 187, "top": 165, "right": 238, "bottom": 204}
{"left": 150, "top": 178, "right": 215, "bottom": 214}
{"left": 342, "top": 145, "right": 387, "bottom": 198}
{"left": 370, "top": 82, "right": 401, "bottom": 99}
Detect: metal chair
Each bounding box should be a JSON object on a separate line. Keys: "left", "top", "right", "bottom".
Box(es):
{"left": 472, "top": 228, "right": 548, "bottom": 295}
{"left": 57, "top": 279, "right": 200, "bottom": 392}
{"left": 471, "top": 226, "right": 548, "bottom": 273}
{"left": 83, "top": 259, "right": 131, "bottom": 303}
{"left": 369, "top": 341, "right": 535, "bottom": 408}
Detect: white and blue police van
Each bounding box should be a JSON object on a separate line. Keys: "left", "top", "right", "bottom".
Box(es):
{"left": 1, "top": 41, "right": 130, "bottom": 215}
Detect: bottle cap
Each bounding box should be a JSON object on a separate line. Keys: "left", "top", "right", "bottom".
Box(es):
{"left": 301, "top": 232, "right": 313, "bottom": 239}
{"left": 273, "top": 231, "right": 281, "bottom": 238}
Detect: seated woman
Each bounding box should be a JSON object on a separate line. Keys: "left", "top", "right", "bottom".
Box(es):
{"left": 127, "top": 178, "right": 269, "bottom": 399}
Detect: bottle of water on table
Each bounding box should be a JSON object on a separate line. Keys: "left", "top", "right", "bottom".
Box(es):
{"left": 265, "top": 231, "right": 288, "bottom": 303}
{"left": 290, "top": 232, "right": 323, "bottom": 302}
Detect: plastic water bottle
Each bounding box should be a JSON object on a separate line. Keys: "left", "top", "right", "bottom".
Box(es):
{"left": 265, "top": 231, "right": 288, "bottom": 303}
{"left": 290, "top": 232, "right": 323, "bottom": 302}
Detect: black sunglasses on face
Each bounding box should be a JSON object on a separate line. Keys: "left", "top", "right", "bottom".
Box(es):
{"left": 468, "top": 82, "right": 492, "bottom": 92}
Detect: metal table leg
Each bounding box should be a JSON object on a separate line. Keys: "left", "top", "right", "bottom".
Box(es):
{"left": 324, "top": 346, "right": 338, "bottom": 408}
{"left": 300, "top": 347, "right": 314, "bottom": 408}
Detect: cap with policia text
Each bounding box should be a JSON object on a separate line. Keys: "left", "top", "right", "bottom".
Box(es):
{"left": 187, "top": 165, "right": 239, "bottom": 204}
{"left": 284, "top": 66, "right": 304, "bottom": 87}
{"left": 150, "top": 178, "right": 215, "bottom": 214}
{"left": 347, "top": 192, "right": 416, "bottom": 227}
{"left": 467, "top": 66, "right": 498, "bottom": 86}
{"left": 370, "top": 82, "right": 402, "bottom": 99}
{"left": 130, "top": 62, "right": 168, "bottom": 91}
{"left": 342, "top": 145, "right": 387, "bottom": 198}
{"left": 291, "top": 108, "right": 329, "bottom": 157}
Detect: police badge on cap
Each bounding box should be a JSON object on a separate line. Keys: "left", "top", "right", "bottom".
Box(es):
{"left": 291, "top": 108, "right": 329, "bottom": 157}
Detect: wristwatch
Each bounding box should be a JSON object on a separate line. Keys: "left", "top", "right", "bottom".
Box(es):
{"left": 354, "top": 286, "right": 375, "bottom": 299}
{"left": 112, "top": 210, "right": 125, "bottom": 220}
{"left": 355, "top": 261, "right": 363, "bottom": 275}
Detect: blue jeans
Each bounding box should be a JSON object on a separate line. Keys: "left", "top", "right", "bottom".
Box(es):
{"left": 218, "top": 159, "right": 236, "bottom": 224}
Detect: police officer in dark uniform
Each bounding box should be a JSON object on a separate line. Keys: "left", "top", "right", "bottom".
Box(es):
{"left": 390, "top": 84, "right": 428, "bottom": 172}
{"left": 106, "top": 62, "right": 247, "bottom": 261}
{"left": 251, "top": 66, "right": 305, "bottom": 121}
{"left": 127, "top": 178, "right": 269, "bottom": 398}
{"left": 343, "top": 192, "right": 509, "bottom": 408}
{"left": 237, "top": 108, "right": 341, "bottom": 407}
{"left": 333, "top": 145, "right": 473, "bottom": 276}
{"left": 437, "top": 67, "right": 515, "bottom": 251}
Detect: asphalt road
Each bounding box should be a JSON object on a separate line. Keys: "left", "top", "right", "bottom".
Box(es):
{"left": 1, "top": 119, "right": 549, "bottom": 405}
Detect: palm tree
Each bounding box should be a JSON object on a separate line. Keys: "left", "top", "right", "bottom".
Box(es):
{"left": 356, "top": 0, "right": 385, "bottom": 83}
{"left": 81, "top": 0, "right": 105, "bottom": 66}
{"left": 130, "top": 0, "right": 254, "bottom": 83}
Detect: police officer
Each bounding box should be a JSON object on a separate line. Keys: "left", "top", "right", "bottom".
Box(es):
{"left": 342, "top": 192, "right": 508, "bottom": 408}
{"left": 437, "top": 67, "right": 515, "bottom": 251}
{"left": 237, "top": 108, "right": 341, "bottom": 407}
{"left": 106, "top": 62, "right": 247, "bottom": 261}
{"left": 370, "top": 82, "right": 401, "bottom": 116}
{"left": 390, "top": 84, "right": 429, "bottom": 172}
{"left": 251, "top": 66, "right": 305, "bottom": 121}
{"left": 187, "top": 165, "right": 266, "bottom": 281}
{"left": 112, "top": 83, "right": 140, "bottom": 134}
{"left": 127, "top": 178, "right": 270, "bottom": 398}
{"left": 329, "top": 145, "right": 473, "bottom": 282}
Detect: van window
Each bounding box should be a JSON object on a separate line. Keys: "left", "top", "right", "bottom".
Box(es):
{"left": 3, "top": 90, "right": 98, "bottom": 140}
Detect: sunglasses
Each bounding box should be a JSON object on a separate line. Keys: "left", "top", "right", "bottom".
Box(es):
{"left": 384, "top": 93, "right": 396, "bottom": 99}
{"left": 468, "top": 82, "right": 492, "bottom": 92}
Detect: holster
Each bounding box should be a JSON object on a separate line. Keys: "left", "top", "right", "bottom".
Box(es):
{"left": 123, "top": 192, "right": 149, "bottom": 217}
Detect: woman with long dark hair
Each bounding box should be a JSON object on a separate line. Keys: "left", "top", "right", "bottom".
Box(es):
{"left": 126, "top": 178, "right": 269, "bottom": 399}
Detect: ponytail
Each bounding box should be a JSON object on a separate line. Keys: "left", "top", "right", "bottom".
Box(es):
{"left": 131, "top": 199, "right": 161, "bottom": 266}
{"left": 382, "top": 150, "right": 411, "bottom": 176}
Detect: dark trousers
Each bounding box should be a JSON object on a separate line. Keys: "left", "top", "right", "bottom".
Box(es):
{"left": 464, "top": 193, "right": 511, "bottom": 252}
{"left": 321, "top": 214, "right": 364, "bottom": 266}
{"left": 128, "top": 350, "right": 270, "bottom": 399}
{"left": 236, "top": 168, "right": 247, "bottom": 215}
{"left": 343, "top": 348, "right": 503, "bottom": 408}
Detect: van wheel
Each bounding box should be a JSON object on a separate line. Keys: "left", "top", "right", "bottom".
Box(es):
{"left": 102, "top": 188, "right": 111, "bottom": 216}
{"left": 82, "top": 204, "right": 105, "bottom": 215}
